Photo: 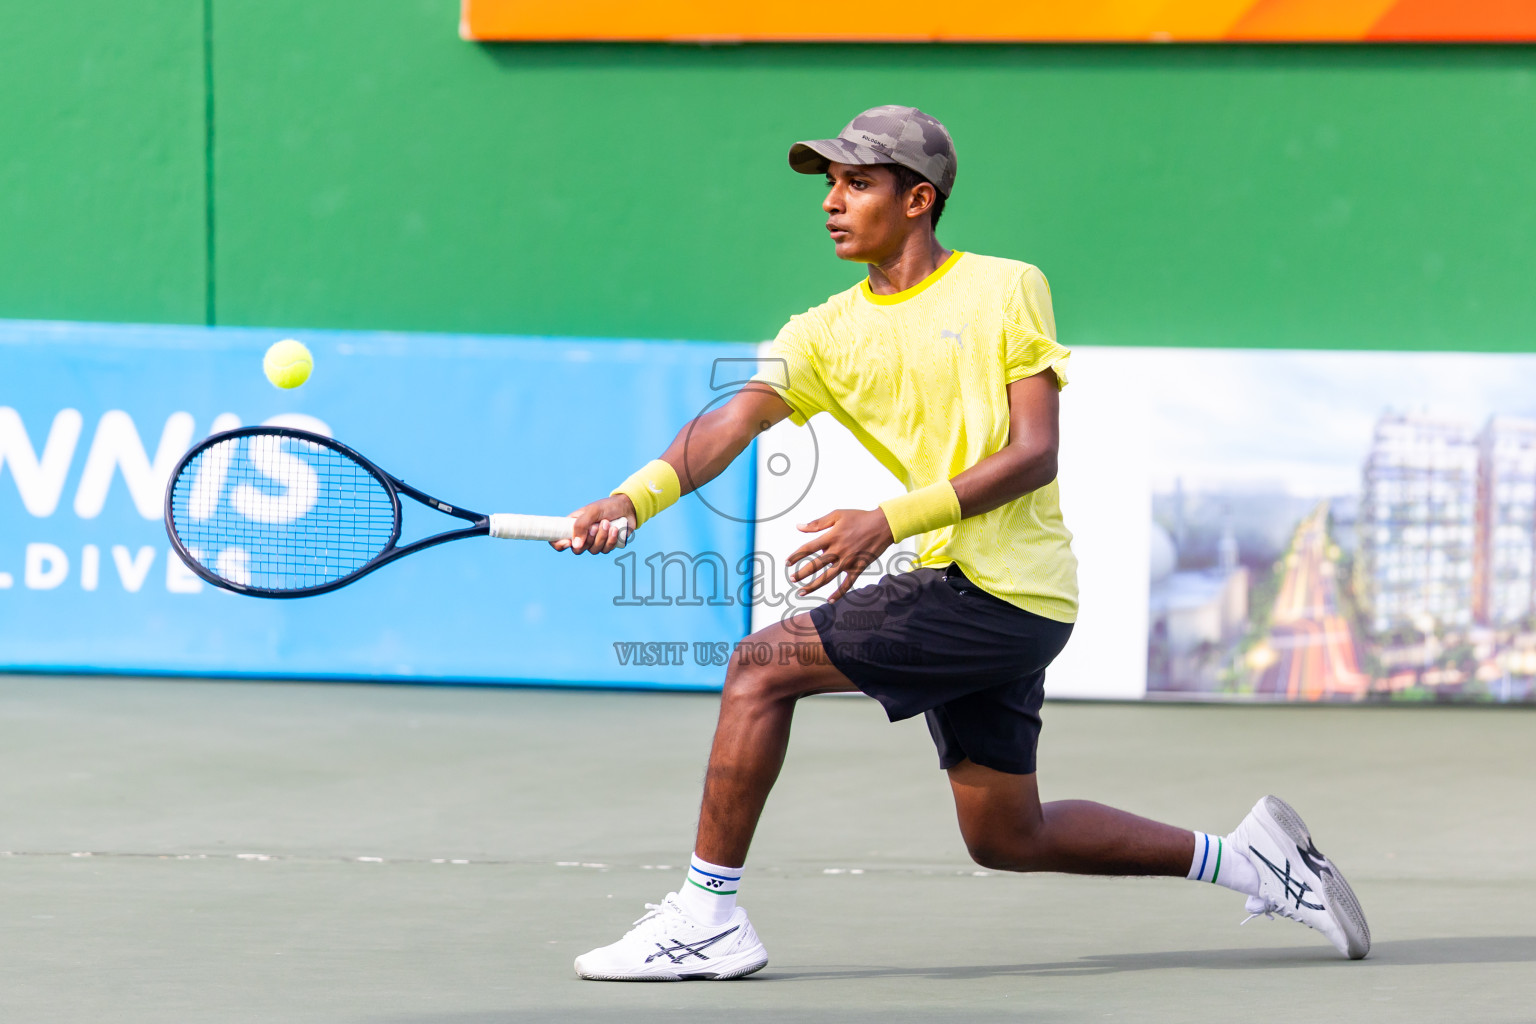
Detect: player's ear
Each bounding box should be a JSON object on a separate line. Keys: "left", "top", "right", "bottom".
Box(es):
{"left": 907, "top": 181, "right": 936, "bottom": 221}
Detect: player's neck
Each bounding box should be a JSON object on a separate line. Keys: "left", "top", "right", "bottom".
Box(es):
{"left": 865, "top": 233, "right": 951, "bottom": 296}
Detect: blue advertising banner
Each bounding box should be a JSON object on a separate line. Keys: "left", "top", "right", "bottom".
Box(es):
{"left": 0, "top": 320, "right": 756, "bottom": 687}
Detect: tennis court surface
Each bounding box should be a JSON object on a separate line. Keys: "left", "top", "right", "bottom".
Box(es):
{"left": 1, "top": 674, "right": 1530, "bottom": 1023}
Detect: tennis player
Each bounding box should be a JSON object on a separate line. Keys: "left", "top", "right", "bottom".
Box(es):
{"left": 555, "top": 105, "right": 1371, "bottom": 980}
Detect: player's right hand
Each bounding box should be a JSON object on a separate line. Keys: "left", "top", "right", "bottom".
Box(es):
{"left": 554, "top": 494, "right": 636, "bottom": 555}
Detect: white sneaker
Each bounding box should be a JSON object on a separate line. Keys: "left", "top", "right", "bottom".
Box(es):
{"left": 1232, "top": 795, "right": 1371, "bottom": 960}
{"left": 574, "top": 893, "right": 769, "bottom": 981}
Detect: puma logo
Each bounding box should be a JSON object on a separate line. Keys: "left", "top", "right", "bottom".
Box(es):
{"left": 940, "top": 324, "right": 966, "bottom": 347}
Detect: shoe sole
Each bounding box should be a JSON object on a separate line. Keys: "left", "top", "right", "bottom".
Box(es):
{"left": 576, "top": 953, "right": 769, "bottom": 982}
{"left": 1264, "top": 795, "right": 1372, "bottom": 960}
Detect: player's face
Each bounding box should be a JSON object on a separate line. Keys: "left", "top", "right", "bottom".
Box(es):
{"left": 822, "top": 163, "right": 913, "bottom": 263}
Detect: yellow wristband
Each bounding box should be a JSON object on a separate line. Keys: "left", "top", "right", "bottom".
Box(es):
{"left": 611, "top": 459, "right": 680, "bottom": 528}
{"left": 878, "top": 480, "right": 962, "bottom": 543}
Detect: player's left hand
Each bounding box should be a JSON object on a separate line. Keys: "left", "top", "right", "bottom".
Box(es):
{"left": 787, "top": 508, "right": 894, "bottom": 603}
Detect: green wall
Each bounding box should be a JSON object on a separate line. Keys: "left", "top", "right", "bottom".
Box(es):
{"left": 2, "top": 1, "right": 1533, "bottom": 350}
{"left": 0, "top": 0, "right": 206, "bottom": 324}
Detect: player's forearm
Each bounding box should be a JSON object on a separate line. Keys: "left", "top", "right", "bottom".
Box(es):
{"left": 656, "top": 404, "right": 760, "bottom": 497}
{"left": 952, "top": 442, "right": 1058, "bottom": 519}
{"left": 879, "top": 442, "right": 1055, "bottom": 545}
{"left": 607, "top": 386, "right": 791, "bottom": 532}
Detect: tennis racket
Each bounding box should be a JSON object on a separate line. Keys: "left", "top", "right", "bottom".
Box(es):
{"left": 164, "top": 426, "right": 626, "bottom": 598}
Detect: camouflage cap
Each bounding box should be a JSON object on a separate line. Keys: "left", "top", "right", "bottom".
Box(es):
{"left": 788, "top": 105, "right": 956, "bottom": 197}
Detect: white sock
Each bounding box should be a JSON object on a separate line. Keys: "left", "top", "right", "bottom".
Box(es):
{"left": 1187, "top": 831, "right": 1261, "bottom": 897}
{"left": 674, "top": 853, "right": 741, "bottom": 926}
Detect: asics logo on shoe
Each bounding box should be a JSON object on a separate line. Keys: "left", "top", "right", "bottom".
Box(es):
{"left": 1298, "top": 838, "right": 1333, "bottom": 879}
{"left": 1250, "top": 846, "right": 1325, "bottom": 912}
{"left": 644, "top": 925, "right": 740, "bottom": 965}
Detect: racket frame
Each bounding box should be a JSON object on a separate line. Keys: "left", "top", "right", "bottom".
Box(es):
{"left": 164, "top": 426, "right": 491, "bottom": 599}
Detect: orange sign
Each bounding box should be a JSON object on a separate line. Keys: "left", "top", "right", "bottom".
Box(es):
{"left": 461, "top": 0, "right": 1536, "bottom": 42}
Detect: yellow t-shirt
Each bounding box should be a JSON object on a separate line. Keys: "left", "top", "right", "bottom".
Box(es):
{"left": 757, "top": 250, "right": 1078, "bottom": 622}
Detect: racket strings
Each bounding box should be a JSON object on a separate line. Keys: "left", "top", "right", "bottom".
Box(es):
{"left": 169, "top": 435, "right": 395, "bottom": 591}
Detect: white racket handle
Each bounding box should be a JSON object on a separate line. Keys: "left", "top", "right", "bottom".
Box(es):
{"left": 488, "top": 513, "right": 630, "bottom": 546}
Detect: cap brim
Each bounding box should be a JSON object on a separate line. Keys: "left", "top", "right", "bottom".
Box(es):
{"left": 788, "top": 138, "right": 896, "bottom": 176}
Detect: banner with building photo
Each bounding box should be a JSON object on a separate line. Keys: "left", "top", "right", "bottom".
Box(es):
{"left": 1139, "top": 348, "right": 1536, "bottom": 705}
{"left": 751, "top": 344, "right": 1536, "bottom": 706}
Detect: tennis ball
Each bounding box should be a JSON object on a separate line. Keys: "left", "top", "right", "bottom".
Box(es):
{"left": 263, "top": 339, "right": 313, "bottom": 389}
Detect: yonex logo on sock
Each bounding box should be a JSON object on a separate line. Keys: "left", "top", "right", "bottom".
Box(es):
{"left": 686, "top": 860, "right": 742, "bottom": 898}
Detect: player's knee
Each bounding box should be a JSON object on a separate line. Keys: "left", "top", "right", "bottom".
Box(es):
{"left": 721, "top": 657, "right": 797, "bottom": 707}
{"left": 965, "top": 834, "right": 1050, "bottom": 872}
{"left": 959, "top": 817, "right": 1046, "bottom": 872}
{"left": 964, "top": 839, "right": 1013, "bottom": 871}
{"left": 973, "top": 847, "right": 1024, "bottom": 870}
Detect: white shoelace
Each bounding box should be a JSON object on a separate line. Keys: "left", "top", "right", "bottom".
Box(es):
{"left": 624, "top": 899, "right": 683, "bottom": 938}
{"left": 1241, "top": 895, "right": 1280, "bottom": 926}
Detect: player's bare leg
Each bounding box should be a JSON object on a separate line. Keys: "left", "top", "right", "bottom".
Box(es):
{"left": 573, "top": 613, "right": 853, "bottom": 981}
{"left": 946, "top": 759, "right": 1193, "bottom": 875}
{"left": 694, "top": 613, "right": 859, "bottom": 866}
{"left": 945, "top": 761, "right": 1370, "bottom": 958}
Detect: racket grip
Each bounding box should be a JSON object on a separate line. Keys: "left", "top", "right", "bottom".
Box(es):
{"left": 488, "top": 513, "right": 630, "bottom": 547}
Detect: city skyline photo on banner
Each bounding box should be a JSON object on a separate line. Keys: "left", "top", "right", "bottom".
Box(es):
{"left": 1147, "top": 349, "right": 1536, "bottom": 705}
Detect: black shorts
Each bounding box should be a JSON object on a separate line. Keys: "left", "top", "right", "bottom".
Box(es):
{"left": 808, "top": 563, "right": 1073, "bottom": 775}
